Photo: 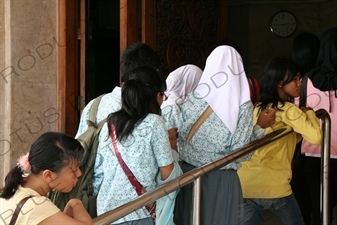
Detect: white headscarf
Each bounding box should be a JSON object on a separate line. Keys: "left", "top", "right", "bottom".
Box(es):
{"left": 161, "top": 64, "right": 202, "bottom": 109}
{"left": 195, "top": 46, "right": 250, "bottom": 134}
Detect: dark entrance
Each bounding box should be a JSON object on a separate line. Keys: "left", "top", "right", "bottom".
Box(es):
{"left": 86, "top": 0, "right": 120, "bottom": 102}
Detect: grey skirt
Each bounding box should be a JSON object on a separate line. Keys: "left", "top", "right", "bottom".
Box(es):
{"left": 174, "top": 161, "right": 243, "bottom": 225}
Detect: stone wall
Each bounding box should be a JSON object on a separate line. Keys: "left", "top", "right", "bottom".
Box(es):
{"left": 0, "top": 0, "right": 58, "bottom": 186}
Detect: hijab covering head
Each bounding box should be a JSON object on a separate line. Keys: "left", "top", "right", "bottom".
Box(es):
{"left": 195, "top": 46, "right": 250, "bottom": 134}
{"left": 309, "top": 27, "right": 337, "bottom": 91}
{"left": 161, "top": 64, "right": 202, "bottom": 109}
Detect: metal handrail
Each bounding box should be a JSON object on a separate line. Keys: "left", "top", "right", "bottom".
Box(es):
{"left": 317, "top": 109, "right": 331, "bottom": 225}
{"left": 0, "top": 109, "right": 331, "bottom": 225}
{"left": 93, "top": 127, "right": 293, "bottom": 225}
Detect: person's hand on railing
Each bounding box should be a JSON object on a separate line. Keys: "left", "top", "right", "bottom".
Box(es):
{"left": 256, "top": 108, "right": 276, "bottom": 128}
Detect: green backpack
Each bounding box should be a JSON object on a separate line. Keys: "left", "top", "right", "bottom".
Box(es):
{"left": 49, "top": 94, "right": 106, "bottom": 218}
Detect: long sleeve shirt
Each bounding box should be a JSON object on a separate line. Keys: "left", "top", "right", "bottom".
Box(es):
{"left": 238, "top": 102, "right": 322, "bottom": 198}
{"left": 162, "top": 92, "right": 265, "bottom": 170}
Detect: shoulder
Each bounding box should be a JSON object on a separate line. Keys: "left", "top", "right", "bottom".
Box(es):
{"left": 162, "top": 103, "right": 181, "bottom": 117}
{"left": 138, "top": 114, "right": 168, "bottom": 136}
{"left": 21, "top": 193, "right": 60, "bottom": 224}
{"left": 84, "top": 87, "right": 121, "bottom": 112}
{"left": 26, "top": 196, "right": 59, "bottom": 210}
{"left": 240, "top": 101, "right": 253, "bottom": 111}
{"left": 144, "top": 113, "right": 166, "bottom": 125}
{"left": 279, "top": 102, "right": 301, "bottom": 112}
{"left": 181, "top": 92, "right": 209, "bottom": 113}
{"left": 98, "top": 88, "right": 121, "bottom": 107}
{"left": 16, "top": 186, "right": 59, "bottom": 211}
{"left": 185, "top": 91, "right": 205, "bottom": 103}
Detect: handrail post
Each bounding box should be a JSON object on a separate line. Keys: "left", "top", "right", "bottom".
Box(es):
{"left": 192, "top": 177, "right": 202, "bottom": 225}
{"left": 319, "top": 110, "right": 331, "bottom": 225}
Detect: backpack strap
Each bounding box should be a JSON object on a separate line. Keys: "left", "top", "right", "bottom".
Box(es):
{"left": 89, "top": 94, "right": 108, "bottom": 141}
{"left": 9, "top": 196, "right": 31, "bottom": 225}
{"left": 88, "top": 94, "right": 106, "bottom": 124}
{"left": 109, "top": 125, "right": 156, "bottom": 220}
{"left": 184, "top": 106, "right": 213, "bottom": 148}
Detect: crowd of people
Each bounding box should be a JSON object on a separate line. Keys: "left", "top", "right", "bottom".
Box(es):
{"left": 1, "top": 26, "right": 336, "bottom": 225}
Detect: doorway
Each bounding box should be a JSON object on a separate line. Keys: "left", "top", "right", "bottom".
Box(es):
{"left": 58, "top": 0, "right": 121, "bottom": 136}
{"left": 59, "top": 0, "right": 227, "bottom": 136}
{"left": 86, "top": 0, "right": 120, "bottom": 103}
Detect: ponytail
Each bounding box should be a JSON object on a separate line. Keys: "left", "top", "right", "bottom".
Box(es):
{"left": 108, "top": 66, "right": 166, "bottom": 142}
{"left": 108, "top": 79, "right": 158, "bottom": 142}
{"left": 1, "top": 166, "right": 24, "bottom": 199}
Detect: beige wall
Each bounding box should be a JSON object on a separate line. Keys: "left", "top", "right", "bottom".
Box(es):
{"left": 0, "top": 0, "right": 5, "bottom": 186}
{"left": 0, "top": 0, "right": 58, "bottom": 185}
{"left": 228, "top": 0, "right": 337, "bottom": 79}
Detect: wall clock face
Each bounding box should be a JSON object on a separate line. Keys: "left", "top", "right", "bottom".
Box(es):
{"left": 270, "top": 11, "right": 297, "bottom": 38}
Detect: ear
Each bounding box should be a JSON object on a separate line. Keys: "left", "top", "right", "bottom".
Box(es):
{"left": 277, "top": 81, "right": 283, "bottom": 88}
{"left": 157, "top": 92, "right": 163, "bottom": 106}
{"left": 42, "top": 170, "right": 54, "bottom": 183}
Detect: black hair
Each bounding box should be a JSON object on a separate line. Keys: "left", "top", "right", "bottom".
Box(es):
{"left": 290, "top": 32, "right": 320, "bottom": 77}
{"left": 108, "top": 66, "right": 166, "bottom": 142}
{"left": 120, "top": 42, "right": 161, "bottom": 83}
{"left": 1, "top": 132, "right": 84, "bottom": 199}
{"left": 257, "top": 58, "right": 300, "bottom": 113}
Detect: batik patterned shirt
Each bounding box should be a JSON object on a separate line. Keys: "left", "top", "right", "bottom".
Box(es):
{"left": 76, "top": 87, "right": 174, "bottom": 224}
{"left": 162, "top": 91, "right": 264, "bottom": 170}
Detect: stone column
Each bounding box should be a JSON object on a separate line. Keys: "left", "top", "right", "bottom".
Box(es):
{"left": 0, "top": 0, "right": 59, "bottom": 186}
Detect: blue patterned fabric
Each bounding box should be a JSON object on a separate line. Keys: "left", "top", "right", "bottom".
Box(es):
{"left": 76, "top": 87, "right": 174, "bottom": 224}
{"left": 162, "top": 91, "right": 264, "bottom": 170}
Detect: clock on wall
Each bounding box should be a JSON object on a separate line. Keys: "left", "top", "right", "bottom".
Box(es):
{"left": 270, "top": 11, "right": 297, "bottom": 38}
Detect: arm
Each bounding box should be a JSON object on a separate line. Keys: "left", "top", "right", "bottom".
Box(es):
{"left": 159, "top": 163, "right": 174, "bottom": 180}
{"left": 283, "top": 104, "right": 322, "bottom": 145}
{"left": 162, "top": 104, "right": 182, "bottom": 130}
{"left": 151, "top": 116, "right": 174, "bottom": 180}
{"left": 230, "top": 102, "right": 265, "bottom": 162}
{"left": 38, "top": 199, "right": 93, "bottom": 225}
{"left": 168, "top": 127, "right": 178, "bottom": 151}
{"left": 162, "top": 104, "right": 182, "bottom": 151}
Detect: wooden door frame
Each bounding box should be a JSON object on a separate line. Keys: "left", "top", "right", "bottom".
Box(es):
{"left": 57, "top": 0, "right": 79, "bottom": 136}
{"left": 58, "top": 0, "right": 142, "bottom": 135}
{"left": 142, "top": 0, "right": 155, "bottom": 47}
{"left": 58, "top": 0, "right": 156, "bottom": 134}
{"left": 119, "top": 0, "right": 156, "bottom": 59}
{"left": 58, "top": 0, "right": 227, "bottom": 135}
{"left": 119, "top": 0, "right": 139, "bottom": 85}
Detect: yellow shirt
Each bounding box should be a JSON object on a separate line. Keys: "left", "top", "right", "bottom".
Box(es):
{"left": 0, "top": 185, "right": 60, "bottom": 225}
{"left": 238, "top": 102, "right": 322, "bottom": 198}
